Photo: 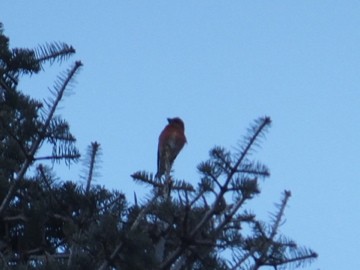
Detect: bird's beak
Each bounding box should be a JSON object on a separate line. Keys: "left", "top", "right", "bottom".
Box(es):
{"left": 167, "top": 118, "right": 172, "bottom": 123}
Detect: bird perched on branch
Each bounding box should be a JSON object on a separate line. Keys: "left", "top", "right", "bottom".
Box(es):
{"left": 156, "top": 117, "right": 187, "bottom": 179}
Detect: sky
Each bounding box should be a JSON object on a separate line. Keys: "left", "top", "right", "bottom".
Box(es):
{"left": 2, "top": 1, "right": 360, "bottom": 269}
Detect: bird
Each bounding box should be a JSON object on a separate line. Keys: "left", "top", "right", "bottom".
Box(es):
{"left": 156, "top": 117, "right": 187, "bottom": 179}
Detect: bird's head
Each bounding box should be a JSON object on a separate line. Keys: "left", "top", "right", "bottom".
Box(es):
{"left": 167, "top": 117, "right": 185, "bottom": 131}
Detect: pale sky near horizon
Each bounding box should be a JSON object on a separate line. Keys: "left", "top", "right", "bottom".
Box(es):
{"left": 2, "top": 1, "right": 360, "bottom": 269}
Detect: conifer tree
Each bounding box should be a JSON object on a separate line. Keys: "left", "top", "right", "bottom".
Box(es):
{"left": 0, "top": 23, "right": 317, "bottom": 269}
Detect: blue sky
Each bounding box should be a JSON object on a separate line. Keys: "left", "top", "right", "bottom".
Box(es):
{"left": 2, "top": 1, "right": 360, "bottom": 269}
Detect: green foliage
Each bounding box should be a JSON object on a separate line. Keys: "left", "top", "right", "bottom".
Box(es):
{"left": 0, "top": 23, "right": 317, "bottom": 270}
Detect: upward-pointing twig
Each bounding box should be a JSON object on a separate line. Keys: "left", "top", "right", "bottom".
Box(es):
{"left": 85, "top": 142, "right": 101, "bottom": 195}
{"left": 270, "top": 190, "right": 291, "bottom": 240}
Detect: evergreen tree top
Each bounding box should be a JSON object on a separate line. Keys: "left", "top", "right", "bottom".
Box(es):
{"left": 0, "top": 23, "right": 317, "bottom": 270}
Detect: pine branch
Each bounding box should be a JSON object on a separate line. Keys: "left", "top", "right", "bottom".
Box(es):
{"left": 197, "top": 160, "right": 223, "bottom": 189}
{"left": 35, "top": 154, "right": 81, "bottom": 161}
{"left": 238, "top": 191, "right": 318, "bottom": 270}
{"left": 236, "top": 162, "right": 270, "bottom": 178}
{"left": 209, "top": 146, "right": 233, "bottom": 175}
{"left": 46, "top": 117, "right": 76, "bottom": 143}
{"left": 97, "top": 195, "right": 159, "bottom": 270}
{"left": 35, "top": 42, "right": 75, "bottom": 65}
{"left": 7, "top": 48, "right": 41, "bottom": 74}
{"left": 230, "top": 251, "right": 254, "bottom": 270}
{"left": 51, "top": 142, "right": 80, "bottom": 166}
{"left": 42, "top": 61, "right": 82, "bottom": 128}
{"left": 84, "top": 141, "right": 101, "bottom": 194}
{"left": 0, "top": 61, "right": 82, "bottom": 216}
{"left": 272, "top": 252, "right": 318, "bottom": 268}
{"left": 37, "top": 164, "right": 57, "bottom": 193}
{"left": 97, "top": 193, "right": 126, "bottom": 213}
{"left": 214, "top": 195, "right": 248, "bottom": 236}
{"left": 190, "top": 189, "right": 207, "bottom": 207}
{"left": 131, "top": 171, "right": 163, "bottom": 188}
{"left": 170, "top": 179, "right": 195, "bottom": 193}
{"left": 232, "top": 117, "right": 271, "bottom": 180}
{"left": 269, "top": 190, "right": 291, "bottom": 240}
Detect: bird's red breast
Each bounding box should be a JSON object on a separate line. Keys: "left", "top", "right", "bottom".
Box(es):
{"left": 156, "top": 117, "right": 187, "bottom": 179}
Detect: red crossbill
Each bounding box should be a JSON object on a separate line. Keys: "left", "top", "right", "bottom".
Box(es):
{"left": 156, "top": 117, "right": 187, "bottom": 179}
